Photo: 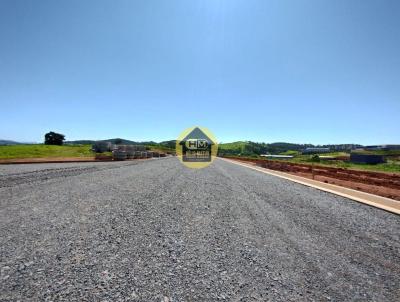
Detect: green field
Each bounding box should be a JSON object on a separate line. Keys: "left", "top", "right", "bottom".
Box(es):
{"left": 147, "top": 145, "right": 175, "bottom": 153}
{"left": 0, "top": 144, "right": 94, "bottom": 159}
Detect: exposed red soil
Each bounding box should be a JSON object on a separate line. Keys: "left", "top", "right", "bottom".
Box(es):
{"left": 225, "top": 157, "right": 400, "bottom": 201}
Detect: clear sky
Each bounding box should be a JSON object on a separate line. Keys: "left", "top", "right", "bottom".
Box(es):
{"left": 1, "top": 0, "right": 399, "bottom": 145}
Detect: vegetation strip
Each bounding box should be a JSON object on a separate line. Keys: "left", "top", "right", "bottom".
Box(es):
{"left": 0, "top": 158, "right": 96, "bottom": 165}
{"left": 220, "top": 158, "right": 400, "bottom": 215}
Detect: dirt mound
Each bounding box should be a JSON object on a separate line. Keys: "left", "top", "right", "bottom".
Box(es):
{"left": 225, "top": 157, "right": 400, "bottom": 201}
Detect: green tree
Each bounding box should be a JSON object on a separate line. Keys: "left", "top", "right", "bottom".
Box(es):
{"left": 114, "top": 138, "right": 123, "bottom": 145}
{"left": 44, "top": 131, "right": 65, "bottom": 145}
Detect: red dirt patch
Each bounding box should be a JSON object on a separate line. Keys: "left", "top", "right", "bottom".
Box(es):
{"left": 225, "top": 157, "right": 400, "bottom": 201}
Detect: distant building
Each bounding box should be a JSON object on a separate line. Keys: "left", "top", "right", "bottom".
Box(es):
{"left": 363, "top": 145, "right": 400, "bottom": 151}
{"left": 382, "top": 145, "right": 400, "bottom": 151}
{"left": 363, "top": 145, "right": 384, "bottom": 151}
{"left": 302, "top": 147, "right": 330, "bottom": 154}
{"left": 350, "top": 153, "right": 386, "bottom": 164}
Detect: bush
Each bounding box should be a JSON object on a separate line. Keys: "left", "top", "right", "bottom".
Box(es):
{"left": 309, "top": 154, "right": 320, "bottom": 162}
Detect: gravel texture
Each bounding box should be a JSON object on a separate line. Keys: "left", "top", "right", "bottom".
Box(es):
{"left": 0, "top": 157, "right": 399, "bottom": 301}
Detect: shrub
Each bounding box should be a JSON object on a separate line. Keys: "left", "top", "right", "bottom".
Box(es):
{"left": 309, "top": 154, "right": 320, "bottom": 162}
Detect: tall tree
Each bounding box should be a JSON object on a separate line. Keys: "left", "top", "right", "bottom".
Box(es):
{"left": 44, "top": 131, "right": 65, "bottom": 145}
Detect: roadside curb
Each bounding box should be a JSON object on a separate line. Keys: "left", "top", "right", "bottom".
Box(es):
{"left": 220, "top": 158, "right": 400, "bottom": 215}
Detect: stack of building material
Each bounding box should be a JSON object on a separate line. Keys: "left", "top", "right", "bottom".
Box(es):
{"left": 125, "top": 146, "right": 136, "bottom": 159}
{"left": 110, "top": 145, "right": 147, "bottom": 160}
{"left": 112, "top": 150, "right": 127, "bottom": 161}
{"left": 116, "top": 145, "right": 127, "bottom": 151}
{"left": 92, "top": 141, "right": 114, "bottom": 153}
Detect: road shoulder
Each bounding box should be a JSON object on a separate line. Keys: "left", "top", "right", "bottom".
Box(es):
{"left": 219, "top": 157, "right": 400, "bottom": 215}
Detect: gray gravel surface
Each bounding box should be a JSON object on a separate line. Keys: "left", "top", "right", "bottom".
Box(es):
{"left": 1, "top": 157, "right": 399, "bottom": 301}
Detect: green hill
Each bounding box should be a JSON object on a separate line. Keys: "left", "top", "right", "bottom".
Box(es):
{"left": 0, "top": 140, "right": 32, "bottom": 145}
{"left": 218, "top": 141, "right": 364, "bottom": 156}
{"left": 65, "top": 138, "right": 151, "bottom": 145}
{"left": 218, "top": 141, "right": 312, "bottom": 156}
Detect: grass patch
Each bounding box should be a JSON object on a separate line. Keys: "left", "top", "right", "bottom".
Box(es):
{"left": 317, "top": 152, "right": 349, "bottom": 157}
{"left": 279, "top": 150, "right": 300, "bottom": 156}
{"left": 0, "top": 144, "right": 94, "bottom": 159}
{"left": 147, "top": 145, "right": 175, "bottom": 153}
{"left": 352, "top": 150, "right": 400, "bottom": 156}
{"left": 322, "top": 160, "right": 400, "bottom": 173}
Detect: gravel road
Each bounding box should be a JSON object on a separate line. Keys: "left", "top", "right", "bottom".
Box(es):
{"left": 1, "top": 157, "right": 399, "bottom": 301}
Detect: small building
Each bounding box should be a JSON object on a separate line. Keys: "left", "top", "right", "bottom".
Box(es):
{"left": 381, "top": 145, "right": 400, "bottom": 151}
{"left": 350, "top": 153, "right": 386, "bottom": 164}
{"left": 363, "top": 145, "right": 385, "bottom": 151}
{"left": 364, "top": 145, "right": 400, "bottom": 151}
{"left": 302, "top": 147, "right": 330, "bottom": 154}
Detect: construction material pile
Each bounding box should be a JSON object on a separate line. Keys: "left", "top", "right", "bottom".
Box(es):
{"left": 92, "top": 141, "right": 167, "bottom": 161}
{"left": 112, "top": 145, "right": 164, "bottom": 161}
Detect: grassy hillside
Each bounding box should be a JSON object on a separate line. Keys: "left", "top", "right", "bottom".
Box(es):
{"left": 218, "top": 141, "right": 313, "bottom": 156}
{"left": 0, "top": 144, "right": 94, "bottom": 159}
{"left": 352, "top": 149, "right": 400, "bottom": 156}
{"left": 66, "top": 138, "right": 162, "bottom": 146}
{"left": 147, "top": 145, "right": 175, "bottom": 153}
{"left": 0, "top": 140, "right": 24, "bottom": 145}
{"left": 218, "top": 141, "right": 368, "bottom": 157}
{"left": 218, "top": 141, "right": 250, "bottom": 155}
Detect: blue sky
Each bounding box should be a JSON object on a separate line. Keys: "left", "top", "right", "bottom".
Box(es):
{"left": 1, "top": 0, "right": 399, "bottom": 144}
